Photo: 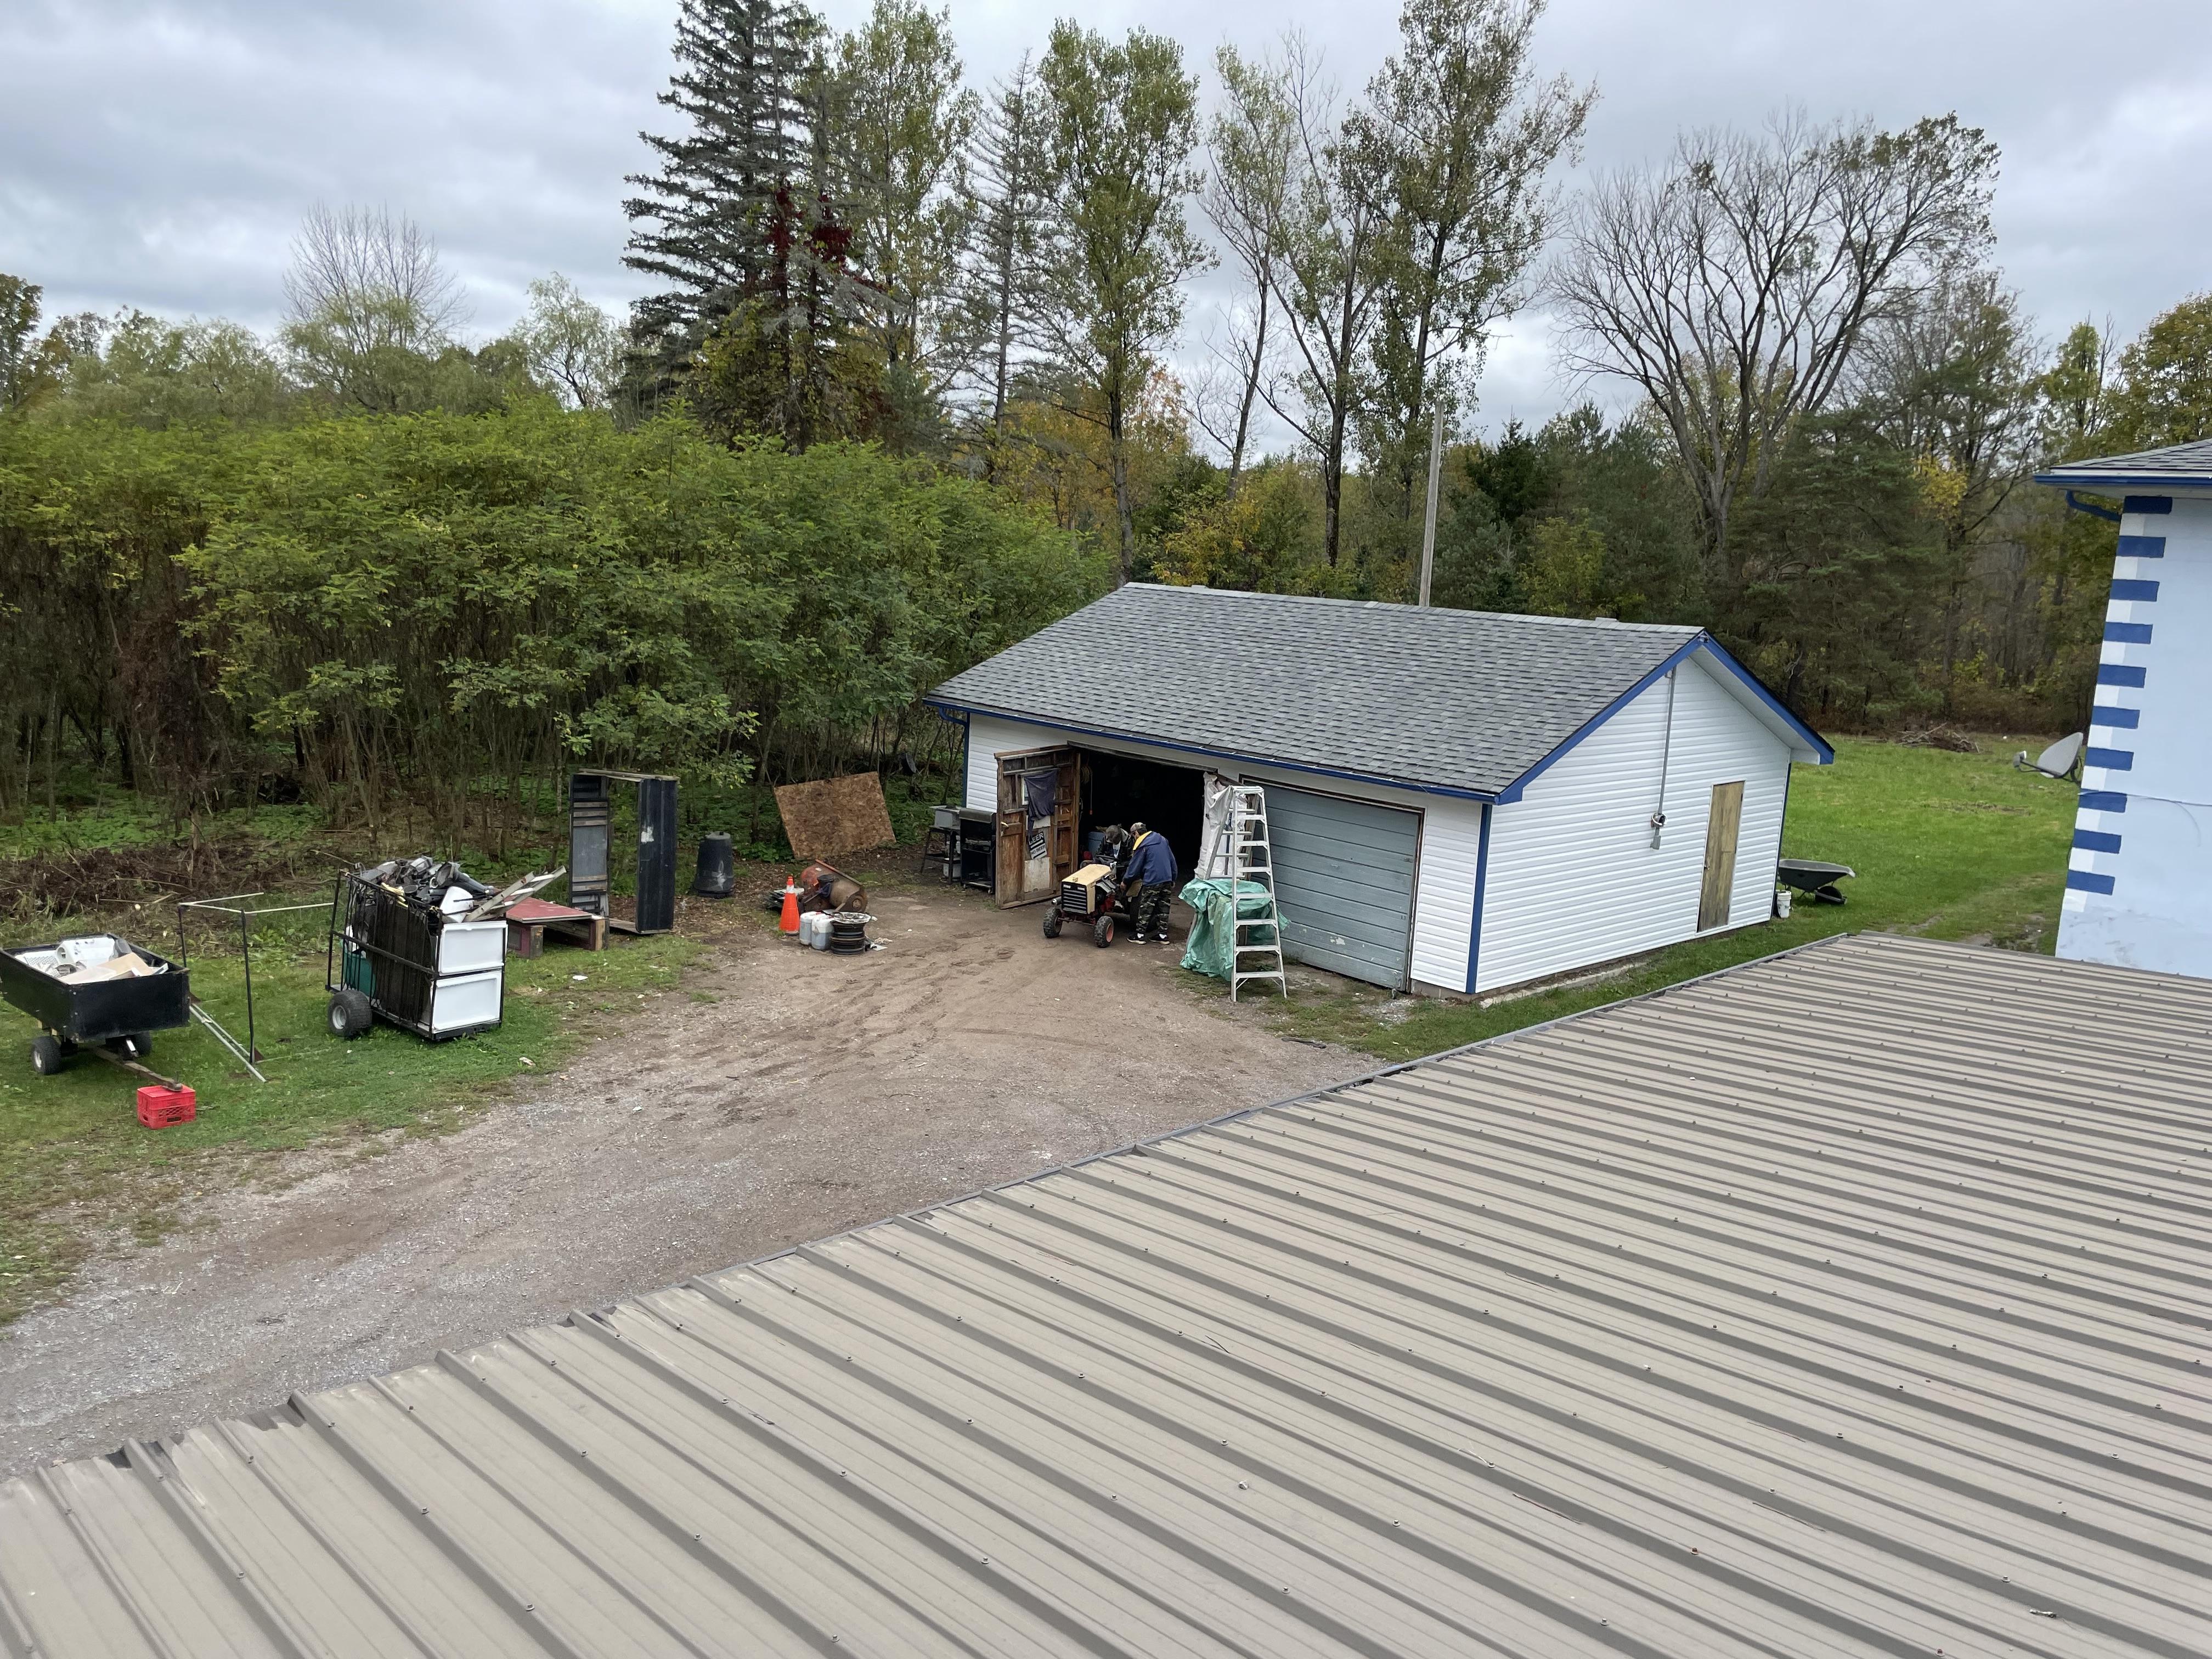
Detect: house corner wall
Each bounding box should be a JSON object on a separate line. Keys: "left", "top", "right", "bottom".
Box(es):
{"left": 1471, "top": 655, "right": 1792, "bottom": 994}
{"left": 2060, "top": 493, "right": 2212, "bottom": 979}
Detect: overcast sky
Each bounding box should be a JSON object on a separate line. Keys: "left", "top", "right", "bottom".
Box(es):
{"left": 4, "top": 0, "right": 2207, "bottom": 441}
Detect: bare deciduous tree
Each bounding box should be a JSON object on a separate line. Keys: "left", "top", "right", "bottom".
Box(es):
{"left": 282, "top": 204, "right": 469, "bottom": 410}
{"left": 1552, "top": 112, "right": 1999, "bottom": 584}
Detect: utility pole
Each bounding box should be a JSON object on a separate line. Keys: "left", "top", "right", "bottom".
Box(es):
{"left": 1417, "top": 402, "right": 1444, "bottom": 607}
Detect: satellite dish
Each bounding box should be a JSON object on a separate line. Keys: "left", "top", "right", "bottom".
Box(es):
{"left": 2013, "top": 732, "right": 2085, "bottom": 780}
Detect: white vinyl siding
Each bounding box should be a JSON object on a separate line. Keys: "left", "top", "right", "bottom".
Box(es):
{"left": 955, "top": 649, "right": 1796, "bottom": 1001}
{"left": 1472, "top": 654, "right": 1790, "bottom": 993}
{"left": 952, "top": 713, "right": 1486, "bottom": 992}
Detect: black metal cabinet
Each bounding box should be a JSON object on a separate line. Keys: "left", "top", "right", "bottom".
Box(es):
{"left": 568, "top": 772, "right": 679, "bottom": 935}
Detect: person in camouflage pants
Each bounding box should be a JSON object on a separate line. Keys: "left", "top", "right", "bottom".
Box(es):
{"left": 1122, "top": 822, "right": 1179, "bottom": 943}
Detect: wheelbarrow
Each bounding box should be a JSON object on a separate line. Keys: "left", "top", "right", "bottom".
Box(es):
{"left": 0, "top": 934, "right": 192, "bottom": 1075}
{"left": 1776, "top": 859, "right": 1856, "bottom": 906}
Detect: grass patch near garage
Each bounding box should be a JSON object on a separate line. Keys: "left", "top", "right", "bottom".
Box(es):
{"left": 1260, "top": 734, "right": 2076, "bottom": 1062}
{"left": 0, "top": 917, "right": 695, "bottom": 1327}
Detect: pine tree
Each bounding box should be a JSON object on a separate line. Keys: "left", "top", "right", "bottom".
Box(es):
{"left": 625, "top": 0, "right": 811, "bottom": 345}
{"left": 625, "top": 0, "right": 870, "bottom": 444}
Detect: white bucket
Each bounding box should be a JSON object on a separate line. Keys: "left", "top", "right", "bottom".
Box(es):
{"left": 1774, "top": 886, "right": 1792, "bottom": 919}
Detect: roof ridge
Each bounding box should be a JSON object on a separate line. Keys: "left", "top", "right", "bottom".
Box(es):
{"left": 1119, "top": 583, "right": 1700, "bottom": 634}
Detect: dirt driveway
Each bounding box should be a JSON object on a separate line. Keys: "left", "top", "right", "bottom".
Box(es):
{"left": 0, "top": 882, "right": 1354, "bottom": 1477}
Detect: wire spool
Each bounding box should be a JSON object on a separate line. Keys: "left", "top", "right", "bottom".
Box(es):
{"left": 826, "top": 912, "right": 872, "bottom": 954}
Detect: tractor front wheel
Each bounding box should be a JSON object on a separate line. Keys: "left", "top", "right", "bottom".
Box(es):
{"left": 1093, "top": 915, "right": 1115, "bottom": 948}
{"left": 1042, "top": 909, "right": 1064, "bottom": 939}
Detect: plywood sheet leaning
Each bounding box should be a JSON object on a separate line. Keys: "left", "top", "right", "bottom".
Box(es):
{"left": 774, "top": 772, "right": 896, "bottom": 860}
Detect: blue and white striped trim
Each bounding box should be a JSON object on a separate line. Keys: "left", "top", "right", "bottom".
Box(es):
{"left": 2073, "top": 503, "right": 2166, "bottom": 909}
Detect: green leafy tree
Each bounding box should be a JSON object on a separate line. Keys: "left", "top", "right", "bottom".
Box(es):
{"left": 1, "top": 275, "right": 45, "bottom": 412}
{"left": 1519, "top": 512, "right": 1606, "bottom": 615}
{"left": 1033, "top": 21, "right": 1209, "bottom": 582}
{"left": 1259, "top": 40, "right": 1390, "bottom": 569}
{"left": 1857, "top": 269, "right": 2038, "bottom": 708}
{"left": 952, "top": 53, "right": 1052, "bottom": 459}
{"left": 511, "top": 275, "right": 624, "bottom": 410}
{"left": 833, "top": 0, "right": 978, "bottom": 428}
{"left": 1201, "top": 41, "right": 1301, "bottom": 495}
{"left": 1357, "top": 0, "right": 1591, "bottom": 533}
{"left": 2104, "top": 291, "right": 2212, "bottom": 449}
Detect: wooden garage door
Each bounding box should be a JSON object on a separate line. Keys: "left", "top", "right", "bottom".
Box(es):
{"left": 1263, "top": 785, "right": 1421, "bottom": 989}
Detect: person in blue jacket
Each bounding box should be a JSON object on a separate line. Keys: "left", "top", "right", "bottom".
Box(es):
{"left": 1121, "top": 821, "right": 1179, "bottom": 943}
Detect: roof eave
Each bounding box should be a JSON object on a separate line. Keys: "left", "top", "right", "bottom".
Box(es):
{"left": 2033, "top": 469, "right": 2212, "bottom": 492}
{"left": 922, "top": 698, "right": 1504, "bottom": 803}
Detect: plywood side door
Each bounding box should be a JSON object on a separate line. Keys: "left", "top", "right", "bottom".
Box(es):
{"left": 1697, "top": 780, "right": 1745, "bottom": 930}
{"left": 994, "top": 747, "right": 1079, "bottom": 905}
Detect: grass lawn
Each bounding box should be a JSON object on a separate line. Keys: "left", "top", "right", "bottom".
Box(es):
{"left": 0, "top": 910, "right": 695, "bottom": 1326}
{"left": 1261, "top": 734, "right": 2077, "bottom": 1061}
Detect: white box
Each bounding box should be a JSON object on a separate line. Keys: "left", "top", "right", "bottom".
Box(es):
{"left": 435, "top": 919, "right": 506, "bottom": 974}
{"left": 427, "top": 968, "right": 503, "bottom": 1035}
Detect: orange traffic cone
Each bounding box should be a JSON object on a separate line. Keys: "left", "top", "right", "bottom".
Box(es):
{"left": 778, "top": 878, "right": 802, "bottom": 938}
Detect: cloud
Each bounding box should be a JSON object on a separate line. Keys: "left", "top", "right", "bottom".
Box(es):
{"left": 5, "top": 0, "right": 2207, "bottom": 443}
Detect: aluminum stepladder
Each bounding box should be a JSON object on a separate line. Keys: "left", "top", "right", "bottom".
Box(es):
{"left": 1215, "top": 783, "right": 1288, "bottom": 1001}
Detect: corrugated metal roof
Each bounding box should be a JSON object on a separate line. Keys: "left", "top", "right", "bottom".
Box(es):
{"left": 929, "top": 584, "right": 1708, "bottom": 797}
{"left": 2036, "top": 437, "right": 2212, "bottom": 489}
{"left": 4, "top": 931, "right": 2209, "bottom": 1657}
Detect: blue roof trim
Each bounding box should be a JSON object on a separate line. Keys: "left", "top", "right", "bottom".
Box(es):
{"left": 2062, "top": 490, "right": 2121, "bottom": 523}
{"left": 1463, "top": 803, "right": 1493, "bottom": 994}
{"left": 1492, "top": 636, "right": 1832, "bottom": 804}
{"left": 2038, "top": 466, "right": 2212, "bottom": 489}
{"left": 2123, "top": 495, "right": 2174, "bottom": 514}
{"left": 922, "top": 701, "right": 1502, "bottom": 803}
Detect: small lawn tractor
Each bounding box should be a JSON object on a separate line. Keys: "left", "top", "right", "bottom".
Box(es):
{"left": 1041, "top": 826, "right": 1133, "bottom": 948}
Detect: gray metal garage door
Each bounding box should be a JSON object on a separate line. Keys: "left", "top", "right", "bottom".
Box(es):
{"left": 1262, "top": 784, "right": 1420, "bottom": 988}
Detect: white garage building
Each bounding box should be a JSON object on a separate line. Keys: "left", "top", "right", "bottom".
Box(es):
{"left": 929, "top": 585, "right": 1831, "bottom": 995}
{"left": 2037, "top": 437, "right": 2212, "bottom": 979}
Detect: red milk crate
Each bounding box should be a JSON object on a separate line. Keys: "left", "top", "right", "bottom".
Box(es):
{"left": 136, "top": 1083, "right": 195, "bottom": 1128}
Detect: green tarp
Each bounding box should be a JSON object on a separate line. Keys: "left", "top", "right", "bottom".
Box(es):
{"left": 1178, "top": 877, "right": 1278, "bottom": 981}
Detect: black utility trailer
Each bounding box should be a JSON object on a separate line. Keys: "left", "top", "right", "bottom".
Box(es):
{"left": 1, "top": 936, "right": 191, "bottom": 1076}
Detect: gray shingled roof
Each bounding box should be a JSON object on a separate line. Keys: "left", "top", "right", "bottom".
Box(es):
{"left": 930, "top": 585, "right": 1706, "bottom": 797}
{"left": 2036, "top": 437, "right": 2212, "bottom": 488}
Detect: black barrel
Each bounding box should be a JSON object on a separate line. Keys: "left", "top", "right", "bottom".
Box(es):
{"left": 692, "top": 832, "right": 736, "bottom": 898}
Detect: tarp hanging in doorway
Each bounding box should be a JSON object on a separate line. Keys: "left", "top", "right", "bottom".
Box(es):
{"left": 1197, "top": 772, "right": 1238, "bottom": 878}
